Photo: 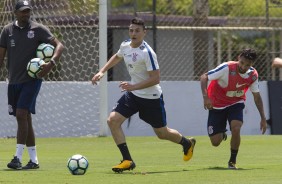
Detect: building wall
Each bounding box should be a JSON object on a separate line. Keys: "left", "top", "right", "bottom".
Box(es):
{"left": 0, "top": 81, "right": 270, "bottom": 138}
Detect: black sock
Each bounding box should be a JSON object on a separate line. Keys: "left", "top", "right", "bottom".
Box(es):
{"left": 229, "top": 149, "right": 238, "bottom": 163}
{"left": 179, "top": 136, "right": 191, "bottom": 150}
{"left": 117, "top": 143, "right": 132, "bottom": 161}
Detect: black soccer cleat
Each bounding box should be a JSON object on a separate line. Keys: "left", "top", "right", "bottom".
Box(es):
{"left": 22, "top": 160, "right": 40, "bottom": 170}
{"left": 7, "top": 156, "right": 22, "bottom": 170}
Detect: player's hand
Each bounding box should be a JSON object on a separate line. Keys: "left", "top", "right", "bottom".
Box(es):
{"left": 203, "top": 97, "right": 213, "bottom": 110}
{"left": 260, "top": 119, "right": 267, "bottom": 134}
{"left": 119, "top": 81, "right": 134, "bottom": 92}
{"left": 37, "top": 62, "right": 53, "bottom": 78}
{"left": 91, "top": 72, "right": 104, "bottom": 85}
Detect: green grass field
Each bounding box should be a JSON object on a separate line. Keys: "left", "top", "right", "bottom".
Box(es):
{"left": 0, "top": 135, "right": 281, "bottom": 184}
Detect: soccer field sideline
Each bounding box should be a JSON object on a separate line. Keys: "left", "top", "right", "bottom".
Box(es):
{"left": 0, "top": 135, "right": 281, "bottom": 184}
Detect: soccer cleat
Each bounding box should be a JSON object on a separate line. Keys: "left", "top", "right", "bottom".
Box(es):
{"left": 223, "top": 132, "right": 227, "bottom": 141}
{"left": 228, "top": 162, "right": 238, "bottom": 170}
{"left": 183, "top": 137, "right": 196, "bottom": 161}
{"left": 7, "top": 156, "right": 22, "bottom": 170}
{"left": 112, "top": 160, "right": 136, "bottom": 173}
{"left": 22, "top": 160, "right": 40, "bottom": 170}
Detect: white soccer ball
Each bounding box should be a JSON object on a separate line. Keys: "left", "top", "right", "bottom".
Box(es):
{"left": 26, "top": 58, "right": 45, "bottom": 78}
{"left": 67, "top": 154, "right": 89, "bottom": 175}
{"left": 36, "top": 43, "right": 54, "bottom": 62}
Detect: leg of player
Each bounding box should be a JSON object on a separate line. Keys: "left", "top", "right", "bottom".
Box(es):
{"left": 209, "top": 132, "right": 227, "bottom": 147}
{"left": 7, "top": 108, "right": 29, "bottom": 170}
{"left": 22, "top": 113, "right": 39, "bottom": 169}
{"left": 153, "top": 127, "right": 196, "bottom": 161}
{"left": 228, "top": 120, "right": 243, "bottom": 169}
{"left": 108, "top": 112, "right": 136, "bottom": 173}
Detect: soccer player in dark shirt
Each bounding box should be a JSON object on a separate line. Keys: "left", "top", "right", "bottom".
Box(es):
{"left": 0, "top": 0, "right": 64, "bottom": 170}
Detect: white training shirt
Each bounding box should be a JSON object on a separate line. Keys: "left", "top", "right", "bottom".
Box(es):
{"left": 116, "top": 40, "right": 162, "bottom": 99}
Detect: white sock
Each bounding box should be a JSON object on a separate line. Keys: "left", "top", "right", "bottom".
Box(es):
{"left": 15, "top": 144, "right": 25, "bottom": 162}
{"left": 27, "top": 146, "right": 38, "bottom": 164}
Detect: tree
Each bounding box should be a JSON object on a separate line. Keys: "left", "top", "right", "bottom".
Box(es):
{"left": 193, "top": 0, "right": 209, "bottom": 79}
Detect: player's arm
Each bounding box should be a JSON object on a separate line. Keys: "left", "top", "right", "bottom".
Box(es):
{"left": 0, "top": 47, "right": 6, "bottom": 68}
{"left": 200, "top": 63, "right": 228, "bottom": 110}
{"left": 200, "top": 73, "right": 212, "bottom": 110}
{"left": 200, "top": 72, "right": 209, "bottom": 97}
{"left": 252, "top": 92, "right": 267, "bottom": 134}
{"left": 49, "top": 38, "right": 64, "bottom": 66}
{"left": 91, "top": 54, "right": 123, "bottom": 85}
{"left": 272, "top": 57, "right": 282, "bottom": 68}
{"left": 119, "top": 69, "right": 160, "bottom": 92}
{"left": 249, "top": 78, "right": 267, "bottom": 134}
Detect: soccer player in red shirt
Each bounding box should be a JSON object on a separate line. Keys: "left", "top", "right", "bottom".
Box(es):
{"left": 200, "top": 48, "right": 267, "bottom": 169}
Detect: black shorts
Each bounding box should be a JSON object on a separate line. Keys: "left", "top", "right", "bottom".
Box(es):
{"left": 113, "top": 92, "right": 167, "bottom": 128}
{"left": 8, "top": 79, "right": 42, "bottom": 116}
{"left": 207, "top": 103, "right": 245, "bottom": 136}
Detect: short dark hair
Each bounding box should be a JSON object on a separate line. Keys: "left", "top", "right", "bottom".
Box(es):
{"left": 239, "top": 48, "right": 257, "bottom": 61}
{"left": 131, "top": 17, "right": 146, "bottom": 29}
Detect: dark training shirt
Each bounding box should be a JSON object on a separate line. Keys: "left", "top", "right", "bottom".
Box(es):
{"left": 0, "top": 20, "right": 54, "bottom": 84}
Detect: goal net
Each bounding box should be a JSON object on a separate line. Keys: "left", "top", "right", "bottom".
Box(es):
{"left": 0, "top": 0, "right": 105, "bottom": 137}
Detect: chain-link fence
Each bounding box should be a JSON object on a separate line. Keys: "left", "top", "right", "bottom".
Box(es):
{"left": 0, "top": 0, "right": 99, "bottom": 81}
{"left": 1, "top": 0, "right": 282, "bottom": 81}
{"left": 108, "top": 0, "right": 282, "bottom": 81}
{"left": 0, "top": 0, "right": 101, "bottom": 137}
{"left": 0, "top": 0, "right": 280, "bottom": 137}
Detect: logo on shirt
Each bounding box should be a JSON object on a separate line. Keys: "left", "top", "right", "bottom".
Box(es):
{"left": 27, "top": 30, "right": 34, "bottom": 38}
{"left": 10, "top": 39, "right": 15, "bottom": 47}
{"left": 132, "top": 53, "right": 138, "bottom": 62}
{"left": 230, "top": 70, "right": 236, "bottom": 76}
{"left": 236, "top": 83, "right": 246, "bottom": 88}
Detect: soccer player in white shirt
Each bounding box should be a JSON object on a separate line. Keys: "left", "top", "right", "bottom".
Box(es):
{"left": 92, "top": 17, "right": 196, "bottom": 173}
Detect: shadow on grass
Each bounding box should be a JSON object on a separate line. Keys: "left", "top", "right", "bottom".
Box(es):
{"left": 200, "top": 166, "right": 264, "bottom": 171}
{"left": 107, "top": 167, "right": 265, "bottom": 175}
{"left": 2, "top": 169, "right": 42, "bottom": 172}
{"left": 109, "top": 169, "right": 190, "bottom": 175}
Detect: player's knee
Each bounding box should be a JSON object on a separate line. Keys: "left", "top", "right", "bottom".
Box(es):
{"left": 107, "top": 117, "right": 115, "bottom": 127}
{"left": 211, "top": 141, "right": 221, "bottom": 147}
{"left": 16, "top": 109, "right": 28, "bottom": 122}
{"left": 210, "top": 136, "right": 222, "bottom": 147}
{"left": 231, "top": 126, "right": 241, "bottom": 135}
{"left": 107, "top": 115, "right": 122, "bottom": 129}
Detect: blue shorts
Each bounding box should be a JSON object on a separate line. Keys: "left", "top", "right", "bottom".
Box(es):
{"left": 207, "top": 103, "right": 245, "bottom": 136}
{"left": 113, "top": 92, "right": 167, "bottom": 128}
{"left": 8, "top": 79, "right": 42, "bottom": 116}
